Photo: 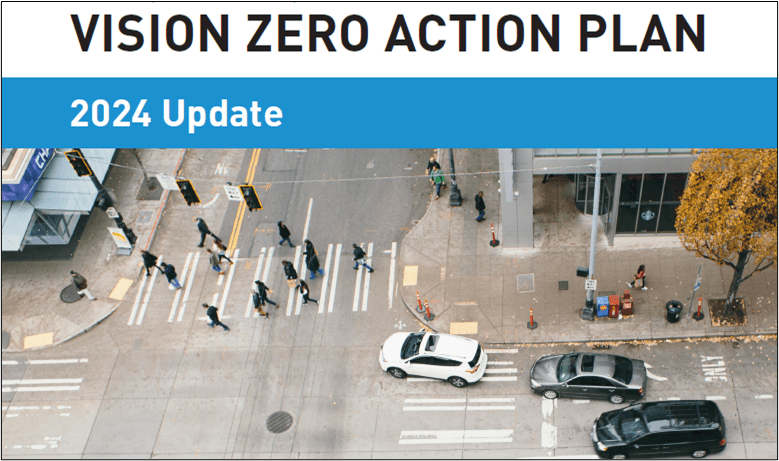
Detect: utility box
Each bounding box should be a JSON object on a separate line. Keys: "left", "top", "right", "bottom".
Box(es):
{"left": 596, "top": 296, "right": 609, "bottom": 318}
{"left": 621, "top": 290, "right": 634, "bottom": 316}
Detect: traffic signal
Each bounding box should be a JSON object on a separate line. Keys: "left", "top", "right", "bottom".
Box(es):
{"left": 176, "top": 180, "right": 200, "bottom": 206}
{"left": 239, "top": 185, "right": 262, "bottom": 211}
{"left": 64, "top": 149, "right": 92, "bottom": 177}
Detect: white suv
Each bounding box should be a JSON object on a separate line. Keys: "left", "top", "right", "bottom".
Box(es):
{"left": 379, "top": 330, "right": 487, "bottom": 387}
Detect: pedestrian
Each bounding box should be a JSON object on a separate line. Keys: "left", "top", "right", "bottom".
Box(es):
{"left": 627, "top": 264, "right": 648, "bottom": 290}
{"left": 158, "top": 262, "right": 182, "bottom": 289}
{"left": 425, "top": 154, "right": 441, "bottom": 186}
{"left": 307, "top": 251, "right": 324, "bottom": 279}
{"left": 194, "top": 217, "right": 216, "bottom": 248}
{"left": 302, "top": 239, "right": 315, "bottom": 261}
{"left": 207, "top": 249, "right": 224, "bottom": 275}
{"left": 432, "top": 166, "right": 445, "bottom": 200}
{"left": 298, "top": 280, "right": 317, "bottom": 305}
{"left": 203, "top": 303, "right": 229, "bottom": 331}
{"left": 140, "top": 250, "right": 159, "bottom": 276}
{"left": 212, "top": 238, "right": 233, "bottom": 264}
{"left": 278, "top": 221, "right": 294, "bottom": 247}
{"left": 475, "top": 191, "right": 486, "bottom": 222}
{"left": 281, "top": 260, "right": 298, "bottom": 280}
{"left": 251, "top": 290, "right": 269, "bottom": 317}
{"left": 70, "top": 270, "right": 96, "bottom": 301}
{"left": 254, "top": 280, "right": 277, "bottom": 307}
{"left": 352, "top": 244, "right": 374, "bottom": 272}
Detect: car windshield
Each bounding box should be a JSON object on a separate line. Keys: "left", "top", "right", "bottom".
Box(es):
{"left": 401, "top": 333, "right": 425, "bottom": 360}
{"left": 557, "top": 354, "right": 578, "bottom": 382}
{"left": 618, "top": 407, "right": 650, "bottom": 442}
{"left": 613, "top": 356, "right": 634, "bottom": 384}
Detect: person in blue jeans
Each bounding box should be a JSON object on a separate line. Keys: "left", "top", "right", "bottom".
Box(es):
{"left": 352, "top": 244, "right": 374, "bottom": 272}
{"left": 278, "top": 221, "right": 294, "bottom": 247}
{"left": 203, "top": 304, "right": 229, "bottom": 331}
{"left": 159, "top": 263, "right": 181, "bottom": 289}
{"left": 254, "top": 280, "right": 276, "bottom": 307}
{"left": 474, "top": 191, "right": 486, "bottom": 222}
{"left": 432, "top": 166, "right": 445, "bottom": 200}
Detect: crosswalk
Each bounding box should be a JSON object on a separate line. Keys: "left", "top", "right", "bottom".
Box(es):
{"left": 126, "top": 242, "right": 397, "bottom": 325}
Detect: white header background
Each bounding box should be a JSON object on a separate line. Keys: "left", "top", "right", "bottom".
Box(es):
{"left": 3, "top": 2, "right": 776, "bottom": 77}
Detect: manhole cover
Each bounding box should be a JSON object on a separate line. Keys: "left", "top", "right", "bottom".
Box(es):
{"left": 2, "top": 331, "right": 9, "bottom": 350}
{"left": 266, "top": 411, "right": 293, "bottom": 433}
{"left": 60, "top": 285, "right": 83, "bottom": 303}
{"left": 559, "top": 281, "right": 569, "bottom": 290}
{"left": 136, "top": 210, "right": 154, "bottom": 224}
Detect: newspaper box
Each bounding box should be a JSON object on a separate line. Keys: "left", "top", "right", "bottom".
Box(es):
{"left": 621, "top": 290, "right": 634, "bottom": 316}
{"left": 596, "top": 296, "right": 609, "bottom": 318}
{"left": 608, "top": 295, "right": 621, "bottom": 318}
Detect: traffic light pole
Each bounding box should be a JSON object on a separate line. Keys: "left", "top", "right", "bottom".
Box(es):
{"left": 447, "top": 148, "right": 462, "bottom": 207}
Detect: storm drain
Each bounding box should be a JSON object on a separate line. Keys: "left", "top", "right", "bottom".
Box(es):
{"left": 266, "top": 411, "right": 293, "bottom": 434}
{"left": 559, "top": 281, "right": 569, "bottom": 290}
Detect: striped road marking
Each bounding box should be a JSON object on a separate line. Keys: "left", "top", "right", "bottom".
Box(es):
{"left": 287, "top": 245, "right": 302, "bottom": 316}
{"left": 361, "top": 242, "right": 374, "bottom": 311}
{"left": 706, "top": 396, "right": 726, "bottom": 401}
{"left": 318, "top": 244, "right": 333, "bottom": 314}
{"left": 352, "top": 245, "right": 364, "bottom": 312}
{"left": 488, "top": 361, "right": 513, "bottom": 366}
{"left": 398, "top": 429, "right": 512, "bottom": 445}
{"left": 756, "top": 395, "right": 774, "bottom": 399}
{"left": 388, "top": 242, "right": 397, "bottom": 310}
{"left": 484, "top": 349, "right": 518, "bottom": 354}
{"left": 178, "top": 251, "right": 201, "bottom": 322}
{"left": 136, "top": 254, "right": 163, "bottom": 325}
{"left": 2, "top": 359, "right": 88, "bottom": 365}
{"left": 482, "top": 376, "right": 518, "bottom": 382}
{"left": 168, "top": 252, "right": 193, "bottom": 322}
{"left": 327, "top": 244, "right": 342, "bottom": 313}
{"left": 3, "top": 386, "right": 81, "bottom": 393}
{"left": 128, "top": 271, "right": 149, "bottom": 325}
{"left": 219, "top": 249, "right": 239, "bottom": 316}
{"left": 3, "top": 378, "right": 82, "bottom": 385}
{"left": 485, "top": 368, "right": 517, "bottom": 374}
{"left": 292, "top": 198, "right": 314, "bottom": 316}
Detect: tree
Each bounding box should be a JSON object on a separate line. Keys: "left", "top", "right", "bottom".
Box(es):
{"left": 676, "top": 149, "right": 777, "bottom": 313}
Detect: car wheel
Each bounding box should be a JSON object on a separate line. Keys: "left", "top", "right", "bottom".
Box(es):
{"left": 690, "top": 449, "right": 708, "bottom": 458}
{"left": 388, "top": 368, "right": 406, "bottom": 379}
{"left": 543, "top": 390, "right": 558, "bottom": 399}
{"left": 448, "top": 376, "right": 468, "bottom": 388}
{"left": 611, "top": 453, "right": 627, "bottom": 459}
{"left": 609, "top": 394, "right": 625, "bottom": 404}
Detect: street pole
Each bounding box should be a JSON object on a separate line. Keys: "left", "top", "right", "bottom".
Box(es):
{"left": 581, "top": 148, "right": 603, "bottom": 321}
{"left": 686, "top": 264, "right": 702, "bottom": 318}
{"left": 447, "top": 148, "right": 462, "bottom": 207}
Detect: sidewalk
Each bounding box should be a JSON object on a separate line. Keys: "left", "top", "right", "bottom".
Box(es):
{"left": 400, "top": 149, "right": 778, "bottom": 344}
{"left": 1, "top": 149, "right": 186, "bottom": 352}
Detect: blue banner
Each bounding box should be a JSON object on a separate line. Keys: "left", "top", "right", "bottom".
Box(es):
{"left": 1, "top": 78, "right": 776, "bottom": 148}
{"left": 1, "top": 148, "right": 54, "bottom": 201}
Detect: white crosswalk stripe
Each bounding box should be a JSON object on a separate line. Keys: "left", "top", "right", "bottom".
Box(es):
{"left": 328, "top": 244, "right": 342, "bottom": 313}
{"left": 318, "top": 244, "right": 333, "bottom": 314}
{"left": 168, "top": 252, "right": 193, "bottom": 322}
{"left": 136, "top": 255, "right": 163, "bottom": 325}
{"left": 246, "top": 248, "right": 266, "bottom": 318}
{"left": 361, "top": 242, "right": 373, "bottom": 312}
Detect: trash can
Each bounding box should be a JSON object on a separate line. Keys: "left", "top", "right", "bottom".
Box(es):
{"left": 666, "top": 300, "right": 683, "bottom": 323}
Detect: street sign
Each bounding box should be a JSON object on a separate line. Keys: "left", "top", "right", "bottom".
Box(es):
{"left": 155, "top": 173, "right": 179, "bottom": 191}
{"left": 108, "top": 227, "right": 133, "bottom": 255}
{"left": 224, "top": 185, "right": 243, "bottom": 201}
{"left": 585, "top": 279, "right": 597, "bottom": 291}
{"left": 106, "top": 206, "right": 119, "bottom": 218}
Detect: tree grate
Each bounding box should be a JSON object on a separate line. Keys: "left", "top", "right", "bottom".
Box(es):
{"left": 266, "top": 411, "right": 293, "bottom": 434}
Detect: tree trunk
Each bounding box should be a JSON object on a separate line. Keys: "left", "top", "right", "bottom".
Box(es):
{"left": 725, "top": 250, "right": 750, "bottom": 314}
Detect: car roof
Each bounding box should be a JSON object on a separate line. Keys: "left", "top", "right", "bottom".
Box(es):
{"left": 634, "top": 400, "right": 723, "bottom": 431}
{"left": 421, "top": 333, "right": 477, "bottom": 360}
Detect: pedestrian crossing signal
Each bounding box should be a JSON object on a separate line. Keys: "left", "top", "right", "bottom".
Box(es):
{"left": 239, "top": 185, "right": 262, "bottom": 211}
{"left": 176, "top": 180, "right": 201, "bottom": 206}
{"left": 64, "top": 149, "right": 92, "bottom": 177}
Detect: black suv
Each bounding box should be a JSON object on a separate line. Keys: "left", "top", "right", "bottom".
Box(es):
{"left": 592, "top": 400, "right": 726, "bottom": 459}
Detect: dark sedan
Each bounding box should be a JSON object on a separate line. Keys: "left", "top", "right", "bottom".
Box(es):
{"left": 530, "top": 352, "right": 647, "bottom": 404}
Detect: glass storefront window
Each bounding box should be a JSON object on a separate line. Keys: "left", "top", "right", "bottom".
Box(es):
{"left": 574, "top": 174, "right": 613, "bottom": 216}
{"left": 617, "top": 174, "right": 642, "bottom": 233}
{"left": 615, "top": 173, "right": 689, "bottom": 235}
{"left": 24, "top": 211, "right": 81, "bottom": 246}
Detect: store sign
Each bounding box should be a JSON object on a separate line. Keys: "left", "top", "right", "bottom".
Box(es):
{"left": 108, "top": 226, "right": 133, "bottom": 252}
{"left": 1, "top": 148, "right": 54, "bottom": 201}
{"left": 641, "top": 209, "right": 656, "bottom": 221}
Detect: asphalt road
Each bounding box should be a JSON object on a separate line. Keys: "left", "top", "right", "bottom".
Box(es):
{"left": 1, "top": 149, "right": 777, "bottom": 459}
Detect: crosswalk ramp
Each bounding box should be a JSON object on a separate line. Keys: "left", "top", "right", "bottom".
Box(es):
{"left": 125, "top": 242, "right": 397, "bottom": 325}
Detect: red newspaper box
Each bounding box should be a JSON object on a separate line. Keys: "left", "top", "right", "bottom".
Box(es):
{"left": 608, "top": 295, "right": 620, "bottom": 318}
{"left": 621, "top": 290, "right": 634, "bottom": 316}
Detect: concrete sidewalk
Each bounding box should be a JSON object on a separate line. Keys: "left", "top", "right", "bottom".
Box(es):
{"left": 400, "top": 149, "right": 778, "bottom": 344}
{"left": 1, "top": 149, "right": 186, "bottom": 352}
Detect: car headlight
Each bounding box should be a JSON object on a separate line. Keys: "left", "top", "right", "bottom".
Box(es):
{"left": 596, "top": 442, "right": 607, "bottom": 451}
{"left": 530, "top": 378, "right": 540, "bottom": 387}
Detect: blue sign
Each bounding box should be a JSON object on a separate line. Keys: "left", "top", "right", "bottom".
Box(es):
{"left": 1, "top": 148, "right": 54, "bottom": 201}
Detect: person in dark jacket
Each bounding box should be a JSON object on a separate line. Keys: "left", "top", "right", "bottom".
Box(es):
{"left": 140, "top": 250, "right": 159, "bottom": 276}
{"left": 70, "top": 270, "right": 96, "bottom": 301}
{"left": 207, "top": 249, "right": 224, "bottom": 275}
{"left": 627, "top": 264, "right": 648, "bottom": 290}
{"left": 475, "top": 191, "right": 486, "bottom": 222}
{"left": 203, "top": 303, "right": 229, "bottom": 331}
{"left": 254, "top": 280, "right": 277, "bottom": 307}
{"left": 282, "top": 260, "right": 298, "bottom": 280}
{"left": 251, "top": 290, "right": 269, "bottom": 317}
{"left": 425, "top": 154, "right": 442, "bottom": 187}
{"left": 352, "top": 244, "right": 374, "bottom": 272}
{"left": 159, "top": 262, "right": 181, "bottom": 289}
{"left": 307, "top": 251, "right": 324, "bottom": 280}
{"left": 212, "top": 238, "right": 233, "bottom": 264}
{"left": 298, "top": 280, "right": 317, "bottom": 305}
{"left": 278, "top": 221, "right": 294, "bottom": 247}
{"left": 194, "top": 217, "right": 215, "bottom": 248}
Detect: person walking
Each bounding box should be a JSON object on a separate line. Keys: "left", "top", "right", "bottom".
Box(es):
{"left": 307, "top": 251, "right": 324, "bottom": 279}
{"left": 254, "top": 280, "right": 277, "bottom": 307}
{"left": 425, "top": 154, "right": 442, "bottom": 187}
{"left": 70, "top": 270, "right": 96, "bottom": 301}
{"left": 159, "top": 262, "right": 181, "bottom": 289}
{"left": 194, "top": 217, "right": 215, "bottom": 248}
{"left": 627, "top": 264, "right": 648, "bottom": 290}
{"left": 282, "top": 260, "right": 298, "bottom": 280}
{"left": 278, "top": 221, "right": 294, "bottom": 247}
{"left": 298, "top": 280, "right": 317, "bottom": 305}
{"left": 203, "top": 303, "right": 229, "bottom": 331}
{"left": 475, "top": 191, "right": 486, "bottom": 222}
{"left": 352, "top": 244, "right": 374, "bottom": 272}
{"left": 212, "top": 238, "right": 233, "bottom": 264}
{"left": 207, "top": 249, "right": 224, "bottom": 275}
{"left": 251, "top": 290, "right": 269, "bottom": 317}
{"left": 140, "top": 250, "right": 159, "bottom": 276}
{"left": 432, "top": 166, "right": 445, "bottom": 200}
